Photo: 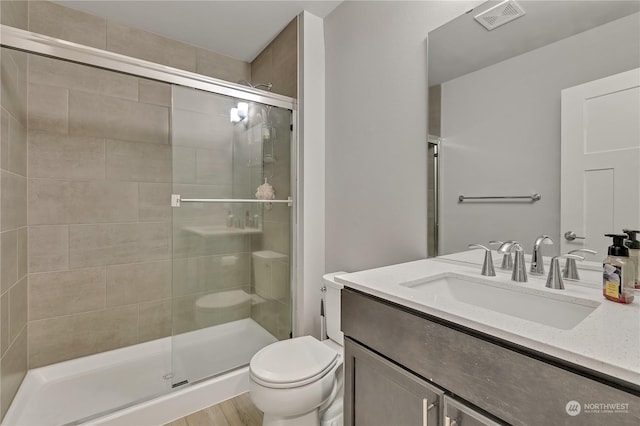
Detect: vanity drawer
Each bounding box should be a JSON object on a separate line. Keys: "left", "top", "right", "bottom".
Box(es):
{"left": 341, "top": 288, "right": 640, "bottom": 426}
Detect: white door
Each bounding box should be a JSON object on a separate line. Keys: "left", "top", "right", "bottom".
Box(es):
{"left": 561, "top": 68, "right": 640, "bottom": 258}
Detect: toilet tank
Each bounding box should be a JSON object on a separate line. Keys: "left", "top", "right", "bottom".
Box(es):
{"left": 323, "top": 272, "right": 346, "bottom": 346}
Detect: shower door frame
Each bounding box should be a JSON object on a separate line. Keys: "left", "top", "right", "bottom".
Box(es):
{"left": 0, "top": 21, "right": 300, "bottom": 359}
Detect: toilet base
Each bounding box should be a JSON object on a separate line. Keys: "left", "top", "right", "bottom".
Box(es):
{"left": 263, "top": 409, "right": 319, "bottom": 426}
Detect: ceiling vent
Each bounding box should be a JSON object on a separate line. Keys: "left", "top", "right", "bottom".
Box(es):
{"left": 474, "top": 0, "right": 526, "bottom": 31}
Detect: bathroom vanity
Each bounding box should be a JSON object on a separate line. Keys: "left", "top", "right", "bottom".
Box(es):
{"left": 337, "top": 255, "right": 640, "bottom": 426}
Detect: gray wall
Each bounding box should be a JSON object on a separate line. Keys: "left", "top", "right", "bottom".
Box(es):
{"left": 324, "top": 1, "right": 480, "bottom": 273}
{"left": 439, "top": 12, "right": 640, "bottom": 255}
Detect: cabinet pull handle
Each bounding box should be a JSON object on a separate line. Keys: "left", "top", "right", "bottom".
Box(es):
{"left": 445, "top": 416, "right": 458, "bottom": 426}
{"left": 422, "top": 398, "right": 435, "bottom": 426}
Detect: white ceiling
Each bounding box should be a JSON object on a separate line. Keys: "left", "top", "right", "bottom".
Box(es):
{"left": 54, "top": 1, "right": 343, "bottom": 62}
{"left": 428, "top": 0, "right": 640, "bottom": 86}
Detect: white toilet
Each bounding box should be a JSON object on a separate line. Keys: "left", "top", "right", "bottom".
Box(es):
{"left": 249, "top": 272, "right": 345, "bottom": 426}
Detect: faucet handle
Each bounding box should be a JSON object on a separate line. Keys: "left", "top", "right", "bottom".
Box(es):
{"left": 546, "top": 254, "right": 585, "bottom": 290}
{"left": 563, "top": 249, "right": 597, "bottom": 280}
{"left": 468, "top": 244, "right": 496, "bottom": 277}
{"left": 489, "top": 240, "right": 513, "bottom": 270}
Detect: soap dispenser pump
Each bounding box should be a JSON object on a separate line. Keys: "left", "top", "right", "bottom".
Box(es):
{"left": 602, "top": 234, "right": 635, "bottom": 304}
{"left": 622, "top": 229, "right": 640, "bottom": 289}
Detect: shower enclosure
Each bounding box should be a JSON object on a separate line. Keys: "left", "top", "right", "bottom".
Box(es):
{"left": 0, "top": 25, "right": 295, "bottom": 425}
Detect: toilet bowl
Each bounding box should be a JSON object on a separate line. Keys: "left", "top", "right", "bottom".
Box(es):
{"left": 249, "top": 273, "right": 345, "bottom": 426}
{"left": 194, "top": 289, "right": 251, "bottom": 327}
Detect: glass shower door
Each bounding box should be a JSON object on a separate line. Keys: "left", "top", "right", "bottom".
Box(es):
{"left": 170, "top": 85, "right": 293, "bottom": 387}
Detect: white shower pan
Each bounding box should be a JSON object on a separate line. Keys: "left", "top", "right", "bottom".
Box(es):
{"left": 3, "top": 318, "right": 277, "bottom": 426}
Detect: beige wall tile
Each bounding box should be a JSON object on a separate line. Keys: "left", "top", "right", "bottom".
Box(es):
{"left": 29, "top": 268, "right": 106, "bottom": 321}
{"left": 172, "top": 146, "right": 196, "bottom": 184}
{"left": 16, "top": 227, "right": 26, "bottom": 280}
{"left": 172, "top": 294, "right": 198, "bottom": 334}
{"left": 270, "top": 19, "right": 298, "bottom": 99}
{"left": 28, "top": 305, "right": 138, "bottom": 368}
{"left": 196, "top": 148, "right": 232, "bottom": 186}
{"left": 28, "top": 179, "right": 139, "bottom": 225}
{"left": 7, "top": 114, "right": 26, "bottom": 176}
{"left": 29, "top": 55, "right": 138, "bottom": 100}
{"left": 0, "top": 230, "right": 17, "bottom": 294}
{"left": 1, "top": 49, "right": 27, "bottom": 126}
{"left": 1, "top": 1, "right": 28, "bottom": 29}
{"left": 250, "top": 17, "right": 298, "bottom": 98}
{"left": 220, "top": 253, "right": 251, "bottom": 289}
{"left": 8, "top": 276, "right": 26, "bottom": 342}
{"left": 1, "top": 108, "right": 9, "bottom": 170}
{"left": 28, "top": 83, "right": 69, "bottom": 134}
{"left": 106, "top": 260, "right": 171, "bottom": 307}
{"left": 172, "top": 109, "right": 232, "bottom": 148}
{"left": 0, "top": 292, "right": 8, "bottom": 356}
{"left": 28, "top": 131, "right": 105, "bottom": 180}
{"left": 28, "top": 1, "right": 107, "bottom": 49}
{"left": 139, "top": 183, "right": 171, "bottom": 222}
{"left": 69, "top": 91, "right": 169, "bottom": 144}
{"left": 69, "top": 222, "right": 170, "bottom": 268}
{"left": 139, "top": 79, "right": 171, "bottom": 106}
{"left": 106, "top": 21, "right": 196, "bottom": 72}
{"left": 1, "top": 326, "right": 27, "bottom": 418}
{"left": 106, "top": 139, "right": 171, "bottom": 183}
{"left": 138, "top": 299, "right": 171, "bottom": 343}
{"left": 172, "top": 256, "right": 208, "bottom": 297}
{"left": 250, "top": 47, "right": 272, "bottom": 91}
{"left": 29, "top": 225, "right": 69, "bottom": 273}
{"left": 172, "top": 86, "right": 234, "bottom": 116}
{"left": 28, "top": 225, "right": 68, "bottom": 273}
{"left": 195, "top": 48, "right": 251, "bottom": 83}
{"left": 262, "top": 220, "right": 290, "bottom": 256}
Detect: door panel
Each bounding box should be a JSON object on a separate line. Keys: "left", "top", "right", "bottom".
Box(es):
{"left": 561, "top": 68, "right": 640, "bottom": 256}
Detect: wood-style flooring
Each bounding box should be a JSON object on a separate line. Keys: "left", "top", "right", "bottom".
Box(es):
{"left": 164, "top": 393, "right": 263, "bottom": 426}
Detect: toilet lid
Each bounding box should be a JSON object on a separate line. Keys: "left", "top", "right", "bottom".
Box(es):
{"left": 250, "top": 336, "right": 338, "bottom": 388}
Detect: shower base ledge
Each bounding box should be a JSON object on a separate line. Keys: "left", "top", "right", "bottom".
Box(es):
{"left": 3, "top": 318, "right": 276, "bottom": 426}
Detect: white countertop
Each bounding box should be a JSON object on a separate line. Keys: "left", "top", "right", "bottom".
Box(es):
{"left": 336, "top": 251, "right": 640, "bottom": 387}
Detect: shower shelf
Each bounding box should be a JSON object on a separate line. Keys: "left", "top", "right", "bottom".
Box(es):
{"left": 182, "top": 225, "right": 262, "bottom": 237}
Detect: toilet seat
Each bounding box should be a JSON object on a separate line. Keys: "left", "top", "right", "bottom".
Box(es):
{"left": 250, "top": 336, "right": 339, "bottom": 389}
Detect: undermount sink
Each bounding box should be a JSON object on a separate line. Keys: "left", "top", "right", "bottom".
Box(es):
{"left": 400, "top": 273, "right": 600, "bottom": 330}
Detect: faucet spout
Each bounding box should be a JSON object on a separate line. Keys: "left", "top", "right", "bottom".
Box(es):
{"left": 531, "top": 235, "right": 553, "bottom": 275}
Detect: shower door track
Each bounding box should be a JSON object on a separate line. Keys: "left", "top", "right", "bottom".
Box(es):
{"left": 0, "top": 25, "right": 297, "bottom": 110}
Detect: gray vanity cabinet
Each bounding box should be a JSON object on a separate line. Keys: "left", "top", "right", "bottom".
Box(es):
{"left": 443, "top": 396, "right": 501, "bottom": 426}
{"left": 342, "top": 288, "right": 640, "bottom": 426}
{"left": 344, "top": 338, "right": 443, "bottom": 426}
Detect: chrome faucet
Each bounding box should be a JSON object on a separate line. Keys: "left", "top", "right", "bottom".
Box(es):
{"left": 546, "top": 254, "right": 585, "bottom": 290}
{"left": 468, "top": 244, "right": 496, "bottom": 276}
{"left": 530, "top": 235, "right": 553, "bottom": 275}
{"left": 489, "top": 240, "right": 513, "bottom": 270}
{"left": 498, "top": 241, "right": 527, "bottom": 282}
{"left": 563, "top": 249, "right": 597, "bottom": 281}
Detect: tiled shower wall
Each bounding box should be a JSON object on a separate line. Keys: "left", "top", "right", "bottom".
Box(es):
{"left": 26, "top": 55, "right": 174, "bottom": 368}
{"left": 0, "top": 45, "right": 28, "bottom": 419}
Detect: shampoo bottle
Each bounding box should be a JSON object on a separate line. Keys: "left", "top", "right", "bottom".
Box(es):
{"left": 603, "top": 234, "right": 635, "bottom": 304}
{"left": 623, "top": 229, "right": 640, "bottom": 289}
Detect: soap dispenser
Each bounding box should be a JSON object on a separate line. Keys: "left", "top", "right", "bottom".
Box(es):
{"left": 622, "top": 229, "right": 640, "bottom": 289}
{"left": 602, "top": 234, "right": 635, "bottom": 304}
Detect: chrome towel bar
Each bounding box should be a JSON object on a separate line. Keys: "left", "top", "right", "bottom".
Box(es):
{"left": 458, "top": 193, "right": 541, "bottom": 202}
{"left": 171, "top": 194, "right": 293, "bottom": 207}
